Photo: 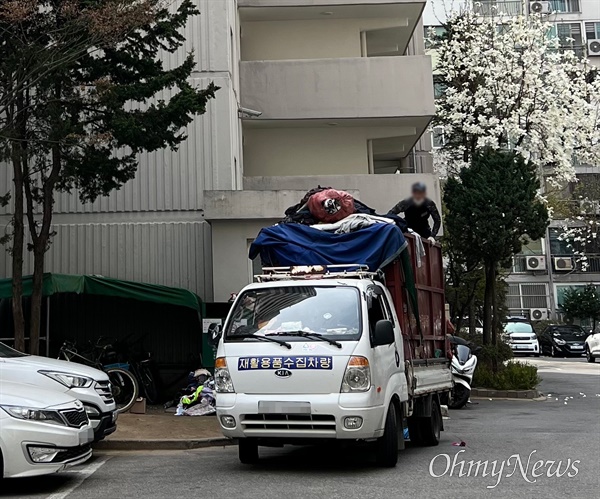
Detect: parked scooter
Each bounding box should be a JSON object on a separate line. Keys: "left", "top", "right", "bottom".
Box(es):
{"left": 448, "top": 338, "right": 478, "bottom": 409}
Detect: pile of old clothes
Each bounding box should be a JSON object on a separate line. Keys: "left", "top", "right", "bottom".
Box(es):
{"left": 175, "top": 368, "right": 216, "bottom": 417}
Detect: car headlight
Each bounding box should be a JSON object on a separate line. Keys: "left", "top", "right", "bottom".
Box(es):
{"left": 554, "top": 338, "right": 566, "bottom": 345}
{"left": 341, "top": 356, "right": 371, "bottom": 393}
{"left": 39, "top": 371, "right": 93, "bottom": 388}
{"left": 0, "top": 405, "right": 66, "bottom": 426}
{"left": 214, "top": 358, "right": 235, "bottom": 393}
{"left": 531, "top": 335, "right": 538, "bottom": 340}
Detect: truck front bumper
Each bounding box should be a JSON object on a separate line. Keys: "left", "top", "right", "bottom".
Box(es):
{"left": 216, "top": 393, "right": 385, "bottom": 441}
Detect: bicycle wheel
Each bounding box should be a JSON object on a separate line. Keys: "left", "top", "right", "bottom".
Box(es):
{"left": 107, "top": 367, "right": 139, "bottom": 413}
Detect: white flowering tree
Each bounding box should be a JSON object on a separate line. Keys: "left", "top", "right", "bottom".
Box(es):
{"left": 431, "top": 8, "right": 600, "bottom": 184}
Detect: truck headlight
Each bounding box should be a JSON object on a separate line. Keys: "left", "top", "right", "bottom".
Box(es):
{"left": 341, "top": 356, "right": 371, "bottom": 393}
{"left": 39, "top": 371, "right": 93, "bottom": 388}
{"left": 1, "top": 406, "right": 66, "bottom": 426}
{"left": 214, "top": 357, "right": 235, "bottom": 393}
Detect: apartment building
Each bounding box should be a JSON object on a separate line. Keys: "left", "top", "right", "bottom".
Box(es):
{"left": 0, "top": 0, "right": 438, "bottom": 303}
{"left": 424, "top": 0, "right": 600, "bottom": 322}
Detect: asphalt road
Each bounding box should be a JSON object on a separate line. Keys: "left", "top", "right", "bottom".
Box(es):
{"left": 2, "top": 356, "right": 599, "bottom": 499}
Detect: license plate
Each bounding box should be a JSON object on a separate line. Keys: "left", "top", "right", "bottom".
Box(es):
{"left": 258, "top": 401, "right": 311, "bottom": 414}
{"left": 571, "top": 346, "right": 583, "bottom": 350}
{"left": 513, "top": 345, "right": 529, "bottom": 349}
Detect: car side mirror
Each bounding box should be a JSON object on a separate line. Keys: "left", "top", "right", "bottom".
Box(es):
{"left": 207, "top": 323, "right": 222, "bottom": 347}
{"left": 374, "top": 320, "right": 395, "bottom": 347}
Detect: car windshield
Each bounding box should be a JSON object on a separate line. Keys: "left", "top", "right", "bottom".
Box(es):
{"left": 0, "top": 342, "right": 28, "bottom": 358}
{"left": 504, "top": 323, "right": 533, "bottom": 334}
{"left": 225, "top": 286, "right": 361, "bottom": 341}
{"left": 551, "top": 327, "right": 586, "bottom": 341}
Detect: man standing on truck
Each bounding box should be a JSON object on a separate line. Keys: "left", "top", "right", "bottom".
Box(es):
{"left": 389, "top": 182, "right": 441, "bottom": 242}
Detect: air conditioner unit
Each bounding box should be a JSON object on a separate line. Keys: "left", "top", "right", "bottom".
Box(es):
{"left": 529, "top": 1, "right": 551, "bottom": 14}
{"left": 588, "top": 39, "right": 600, "bottom": 57}
{"left": 526, "top": 255, "right": 546, "bottom": 271}
{"left": 553, "top": 257, "right": 574, "bottom": 271}
{"left": 530, "top": 308, "right": 549, "bottom": 321}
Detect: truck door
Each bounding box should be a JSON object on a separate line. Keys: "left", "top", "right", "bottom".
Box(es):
{"left": 367, "top": 285, "right": 398, "bottom": 405}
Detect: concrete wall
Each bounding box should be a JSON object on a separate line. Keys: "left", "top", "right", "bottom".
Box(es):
{"left": 240, "top": 56, "right": 435, "bottom": 120}
{"left": 243, "top": 173, "right": 442, "bottom": 219}
{"left": 241, "top": 18, "right": 409, "bottom": 61}
{"left": 242, "top": 125, "right": 426, "bottom": 177}
{"left": 211, "top": 219, "right": 279, "bottom": 300}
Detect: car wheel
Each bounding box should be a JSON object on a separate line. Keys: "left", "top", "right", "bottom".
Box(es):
{"left": 586, "top": 346, "right": 596, "bottom": 363}
{"left": 375, "top": 403, "right": 399, "bottom": 467}
{"left": 238, "top": 439, "right": 259, "bottom": 464}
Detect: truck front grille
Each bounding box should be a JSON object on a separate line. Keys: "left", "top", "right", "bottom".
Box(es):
{"left": 241, "top": 414, "right": 336, "bottom": 433}
{"left": 95, "top": 380, "right": 115, "bottom": 404}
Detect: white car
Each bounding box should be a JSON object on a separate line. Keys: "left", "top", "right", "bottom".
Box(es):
{"left": 0, "top": 381, "right": 94, "bottom": 478}
{"left": 0, "top": 343, "right": 117, "bottom": 441}
{"left": 504, "top": 321, "right": 540, "bottom": 356}
{"left": 585, "top": 330, "right": 600, "bottom": 363}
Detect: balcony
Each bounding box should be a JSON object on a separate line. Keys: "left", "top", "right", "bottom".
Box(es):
{"left": 239, "top": 1, "right": 426, "bottom": 60}
{"left": 240, "top": 56, "right": 434, "bottom": 121}
{"left": 551, "top": 255, "right": 600, "bottom": 274}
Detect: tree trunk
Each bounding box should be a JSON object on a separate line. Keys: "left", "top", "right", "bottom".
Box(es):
{"left": 28, "top": 245, "right": 45, "bottom": 355}
{"left": 10, "top": 147, "right": 26, "bottom": 352}
{"left": 482, "top": 263, "right": 496, "bottom": 346}
{"left": 469, "top": 303, "right": 476, "bottom": 336}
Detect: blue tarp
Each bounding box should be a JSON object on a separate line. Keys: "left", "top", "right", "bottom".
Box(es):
{"left": 249, "top": 223, "right": 407, "bottom": 271}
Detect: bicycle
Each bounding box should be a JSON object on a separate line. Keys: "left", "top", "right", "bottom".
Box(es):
{"left": 58, "top": 340, "right": 139, "bottom": 414}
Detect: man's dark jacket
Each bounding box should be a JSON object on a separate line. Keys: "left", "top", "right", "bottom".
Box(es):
{"left": 389, "top": 198, "right": 441, "bottom": 238}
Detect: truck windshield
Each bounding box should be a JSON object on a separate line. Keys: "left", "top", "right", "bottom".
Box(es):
{"left": 225, "top": 286, "right": 361, "bottom": 342}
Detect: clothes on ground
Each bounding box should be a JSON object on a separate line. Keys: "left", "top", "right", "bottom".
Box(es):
{"left": 175, "top": 369, "right": 216, "bottom": 416}
{"left": 389, "top": 197, "right": 441, "bottom": 238}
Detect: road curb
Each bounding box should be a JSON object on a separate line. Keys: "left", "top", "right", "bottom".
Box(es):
{"left": 471, "top": 388, "right": 540, "bottom": 399}
{"left": 94, "top": 437, "right": 236, "bottom": 451}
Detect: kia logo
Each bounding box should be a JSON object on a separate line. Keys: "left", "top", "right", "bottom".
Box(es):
{"left": 274, "top": 369, "right": 292, "bottom": 378}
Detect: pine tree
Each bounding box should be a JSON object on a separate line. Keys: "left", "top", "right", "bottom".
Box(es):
{"left": 444, "top": 149, "right": 549, "bottom": 345}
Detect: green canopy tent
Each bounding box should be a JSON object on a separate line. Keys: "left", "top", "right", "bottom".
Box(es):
{"left": 0, "top": 273, "right": 202, "bottom": 356}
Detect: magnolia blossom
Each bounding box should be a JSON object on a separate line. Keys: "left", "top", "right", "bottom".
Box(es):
{"left": 431, "top": 10, "right": 600, "bottom": 184}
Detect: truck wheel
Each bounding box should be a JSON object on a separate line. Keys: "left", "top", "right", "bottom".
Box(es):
{"left": 238, "top": 439, "right": 259, "bottom": 464}
{"left": 419, "top": 399, "right": 442, "bottom": 446}
{"left": 375, "top": 404, "right": 399, "bottom": 467}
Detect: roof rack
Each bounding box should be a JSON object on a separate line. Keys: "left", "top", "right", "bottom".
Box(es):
{"left": 255, "top": 264, "right": 382, "bottom": 282}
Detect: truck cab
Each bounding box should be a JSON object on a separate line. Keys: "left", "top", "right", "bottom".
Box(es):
{"left": 213, "top": 265, "right": 452, "bottom": 467}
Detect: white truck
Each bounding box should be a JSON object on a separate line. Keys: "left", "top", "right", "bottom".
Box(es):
{"left": 213, "top": 238, "right": 452, "bottom": 467}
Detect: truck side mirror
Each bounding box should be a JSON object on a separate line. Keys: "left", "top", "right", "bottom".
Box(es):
{"left": 207, "top": 323, "right": 222, "bottom": 347}
{"left": 374, "top": 320, "right": 395, "bottom": 347}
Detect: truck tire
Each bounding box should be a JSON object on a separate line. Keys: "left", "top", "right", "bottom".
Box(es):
{"left": 407, "top": 414, "right": 423, "bottom": 445}
{"left": 375, "top": 404, "right": 399, "bottom": 467}
{"left": 418, "top": 399, "right": 442, "bottom": 446}
{"left": 238, "top": 439, "right": 259, "bottom": 464}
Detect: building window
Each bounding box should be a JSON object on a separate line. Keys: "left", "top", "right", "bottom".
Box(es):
{"left": 550, "top": 0, "right": 581, "bottom": 13}
{"left": 507, "top": 283, "right": 549, "bottom": 311}
{"left": 585, "top": 22, "right": 600, "bottom": 41}
{"left": 475, "top": 1, "right": 523, "bottom": 16}
{"left": 424, "top": 26, "right": 446, "bottom": 50}
{"left": 551, "top": 22, "right": 585, "bottom": 57}
{"left": 431, "top": 126, "right": 445, "bottom": 149}
{"left": 433, "top": 77, "right": 448, "bottom": 99}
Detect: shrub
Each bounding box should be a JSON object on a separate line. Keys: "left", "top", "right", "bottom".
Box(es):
{"left": 473, "top": 361, "right": 540, "bottom": 390}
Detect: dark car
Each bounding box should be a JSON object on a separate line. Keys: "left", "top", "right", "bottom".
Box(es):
{"left": 539, "top": 325, "right": 587, "bottom": 357}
